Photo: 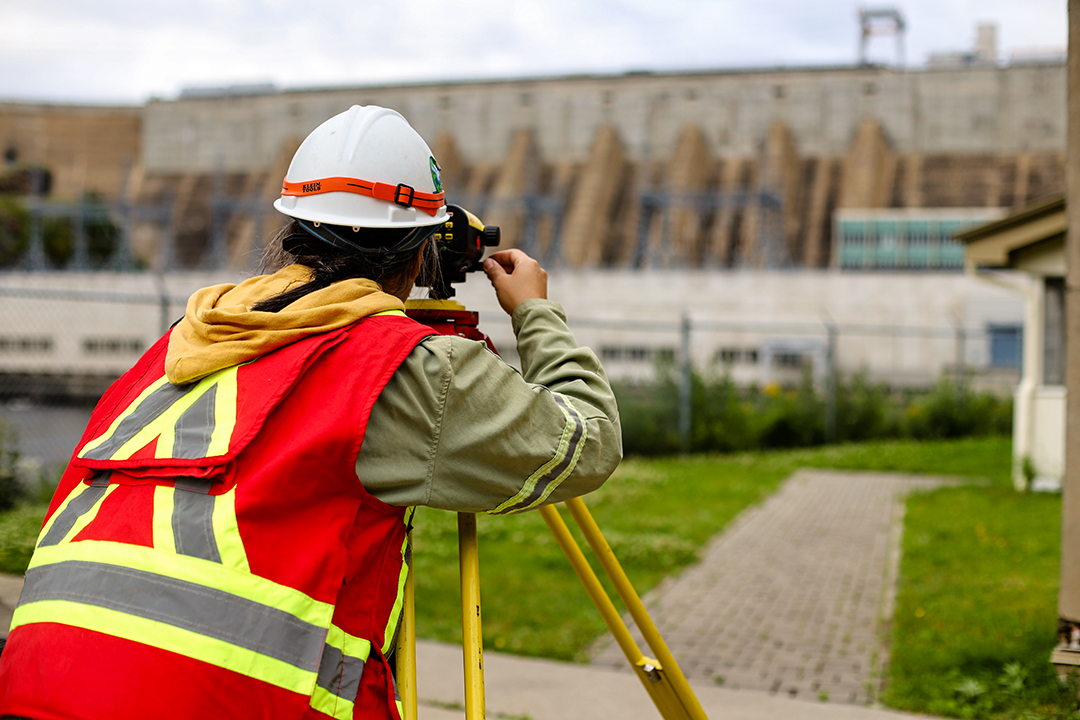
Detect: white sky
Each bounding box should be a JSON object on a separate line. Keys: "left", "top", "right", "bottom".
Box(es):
{"left": 0, "top": 0, "right": 1067, "bottom": 105}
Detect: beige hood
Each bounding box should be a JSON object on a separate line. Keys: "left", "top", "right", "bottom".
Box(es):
{"left": 165, "top": 264, "right": 402, "bottom": 384}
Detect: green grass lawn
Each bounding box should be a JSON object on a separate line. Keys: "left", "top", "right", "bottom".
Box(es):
{"left": 412, "top": 436, "right": 1014, "bottom": 661}
{"left": 0, "top": 504, "right": 49, "bottom": 576}
{"left": 882, "top": 484, "right": 1076, "bottom": 719}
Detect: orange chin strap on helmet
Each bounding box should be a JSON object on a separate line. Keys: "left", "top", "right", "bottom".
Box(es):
{"left": 280, "top": 176, "right": 445, "bottom": 218}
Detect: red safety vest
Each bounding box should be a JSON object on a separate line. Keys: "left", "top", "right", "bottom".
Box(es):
{"left": 0, "top": 312, "right": 434, "bottom": 720}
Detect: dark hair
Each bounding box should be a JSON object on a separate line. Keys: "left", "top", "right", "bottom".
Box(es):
{"left": 253, "top": 219, "right": 438, "bottom": 312}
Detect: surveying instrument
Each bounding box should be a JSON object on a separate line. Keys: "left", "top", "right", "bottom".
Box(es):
{"left": 399, "top": 206, "right": 708, "bottom": 720}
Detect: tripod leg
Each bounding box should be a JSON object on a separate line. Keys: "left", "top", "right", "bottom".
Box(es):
{"left": 395, "top": 527, "right": 418, "bottom": 720}
{"left": 539, "top": 505, "right": 695, "bottom": 718}
{"left": 539, "top": 505, "right": 646, "bottom": 663}
{"left": 541, "top": 503, "right": 710, "bottom": 720}
{"left": 563, "top": 497, "right": 709, "bottom": 720}
{"left": 458, "top": 512, "right": 487, "bottom": 720}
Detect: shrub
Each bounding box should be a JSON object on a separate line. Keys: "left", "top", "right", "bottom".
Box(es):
{"left": 612, "top": 377, "right": 682, "bottom": 456}
{"left": 834, "top": 372, "right": 901, "bottom": 441}
{"left": 691, "top": 372, "right": 755, "bottom": 452}
{"left": 0, "top": 197, "right": 28, "bottom": 266}
{"left": 0, "top": 421, "right": 21, "bottom": 512}
{"left": 0, "top": 193, "right": 121, "bottom": 269}
{"left": 612, "top": 370, "right": 1012, "bottom": 456}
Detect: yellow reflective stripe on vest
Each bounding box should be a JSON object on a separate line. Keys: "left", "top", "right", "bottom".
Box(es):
{"left": 152, "top": 484, "right": 177, "bottom": 554}
{"left": 211, "top": 484, "right": 250, "bottom": 573}
{"left": 381, "top": 506, "right": 414, "bottom": 656}
{"left": 209, "top": 366, "right": 239, "bottom": 456}
{"left": 15, "top": 540, "right": 334, "bottom": 695}
{"left": 36, "top": 475, "right": 116, "bottom": 548}
{"left": 490, "top": 393, "right": 587, "bottom": 515}
{"left": 78, "top": 376, "right": 171, "bottom": 458}
{"left": 310, "top": 623, "right": 373, "bottom": 720}
{"left": 150, "top": 479, "right": 251, "bottom": 572}
{"left": 14, "top": 598, "right": 316, "bottom": 695}
{"left": 78, "top": 366, "right": 241, "bottom": 462}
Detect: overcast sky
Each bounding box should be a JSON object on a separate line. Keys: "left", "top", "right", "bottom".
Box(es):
{"left": 0, "top": 0, "right": 1067, "bottom": 105}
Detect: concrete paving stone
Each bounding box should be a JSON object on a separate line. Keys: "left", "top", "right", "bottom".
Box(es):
{"left": 590, "top": 469, "right": 956, "bottom": 713}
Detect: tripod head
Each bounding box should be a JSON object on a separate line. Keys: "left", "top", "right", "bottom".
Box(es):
{"left": 416, "top": 204, "right": 500, "bottom": 299}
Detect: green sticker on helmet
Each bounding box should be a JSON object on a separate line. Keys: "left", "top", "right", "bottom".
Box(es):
{"left": 430, "top": 157, "right": 443, "bottom": 193}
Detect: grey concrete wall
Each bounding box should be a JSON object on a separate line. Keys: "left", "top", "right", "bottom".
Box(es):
{"left": 143, "top": 62, "right": 1066, "bottom": 174}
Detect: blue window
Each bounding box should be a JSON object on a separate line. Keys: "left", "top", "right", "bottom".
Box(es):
{"left": 988, "top": 324, "right": 1022, "bottom": 369}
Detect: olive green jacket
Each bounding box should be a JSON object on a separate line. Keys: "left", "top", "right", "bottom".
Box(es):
{"left": 357, "top": 299, "right": 622, "bottom": 513}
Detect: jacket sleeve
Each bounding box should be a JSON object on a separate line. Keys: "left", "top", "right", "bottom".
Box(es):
{"left": 356, "top": 299, "right": 622, "bottom": 512}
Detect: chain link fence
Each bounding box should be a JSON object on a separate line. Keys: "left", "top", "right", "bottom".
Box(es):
{"left": 0, "top": 274, "right": 1022, "bottom": 401}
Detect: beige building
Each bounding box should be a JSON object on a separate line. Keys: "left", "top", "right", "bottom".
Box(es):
{"left": 0, "top": 57, "right": 1068, "bottom": 272}
{"left": 0, "top": 102, "right": 140, "bottom": 200}
{"left": 960, "top": 195, "right": 1067, "bottom": 490}
{"left": 0, "top": 55, "right": 1061, "bottom": 396}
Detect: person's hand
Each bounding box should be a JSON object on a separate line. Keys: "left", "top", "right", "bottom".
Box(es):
{"left": 483, "top": 249, "right": 548, "bottom": 316}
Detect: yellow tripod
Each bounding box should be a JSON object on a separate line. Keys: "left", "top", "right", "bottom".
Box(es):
{"left": 399, "top": 300, "right": 708, "bottom": 720}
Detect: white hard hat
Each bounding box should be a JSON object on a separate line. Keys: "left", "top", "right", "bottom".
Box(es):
{"left": 274, "top": 105, "right": 447, "bottom": 230}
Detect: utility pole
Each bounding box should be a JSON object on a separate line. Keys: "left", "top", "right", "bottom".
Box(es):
{"left": 1053, "top": 0, "right": 1080, "bottom": 676}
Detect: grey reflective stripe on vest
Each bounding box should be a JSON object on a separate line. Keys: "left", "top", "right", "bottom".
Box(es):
{"left": 493, "top": 394, "right": 584, "bottom": 514}
{"left": 172, "top": 478, "right": 222, "bottom": 563}
{"left": 173, "top": 384, "right": 218, "bottom": 459}
{"left": 20, "top": 560, "right": 326, "bottom": 672}
{"left": 81, "top": 382, "right": 191, "bottom": 460}
{"left": 316, "top": 643, "right": 366, "bottom": 701}
{"left": 37, "top": 473, "right": 111, "bottom": 548}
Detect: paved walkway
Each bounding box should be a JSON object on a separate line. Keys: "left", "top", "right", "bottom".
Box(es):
{"left": 0, "top": 469, "right": 950, "bottom": 719}
{"left": 591, "top": 469, "right": 953, "bottom": 705}
{"left": 413, "top": 639, "right": 929, "bottom": 720}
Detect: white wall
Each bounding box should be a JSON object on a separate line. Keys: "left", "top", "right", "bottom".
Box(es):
{"left": 0, "top": 268, "right": 1025, "bottom": 389}
{"left": 454, "top": 268, "right": 1024, "bottom": 386}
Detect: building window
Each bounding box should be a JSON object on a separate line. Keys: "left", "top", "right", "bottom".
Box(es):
{"left": 82, "top": 338, "right": 144, "bottom": 356}
{"left": 987, "top": 324, "right": 1022, "bottom": 370}
{"left": 774, "top": 352, "right": 807, "bottom": 368}
{"left": 834, "top": 210, "right": 1006, "bottom": 271}
{"left": 600, "top": 346, "right": 675, "bottom": 363}
{"left": 1044, "top": 277, "right": 1065, "bottom": 384}
{"left": 716, "top": 348, "right": 760, "bottom": 365}
{"left": 0, "top": 336, "right": 53, "bottom": 353}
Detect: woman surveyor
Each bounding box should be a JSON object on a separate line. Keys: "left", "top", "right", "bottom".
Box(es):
{"left": 0, "top": 105, "right": 621, "bottom": 720}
